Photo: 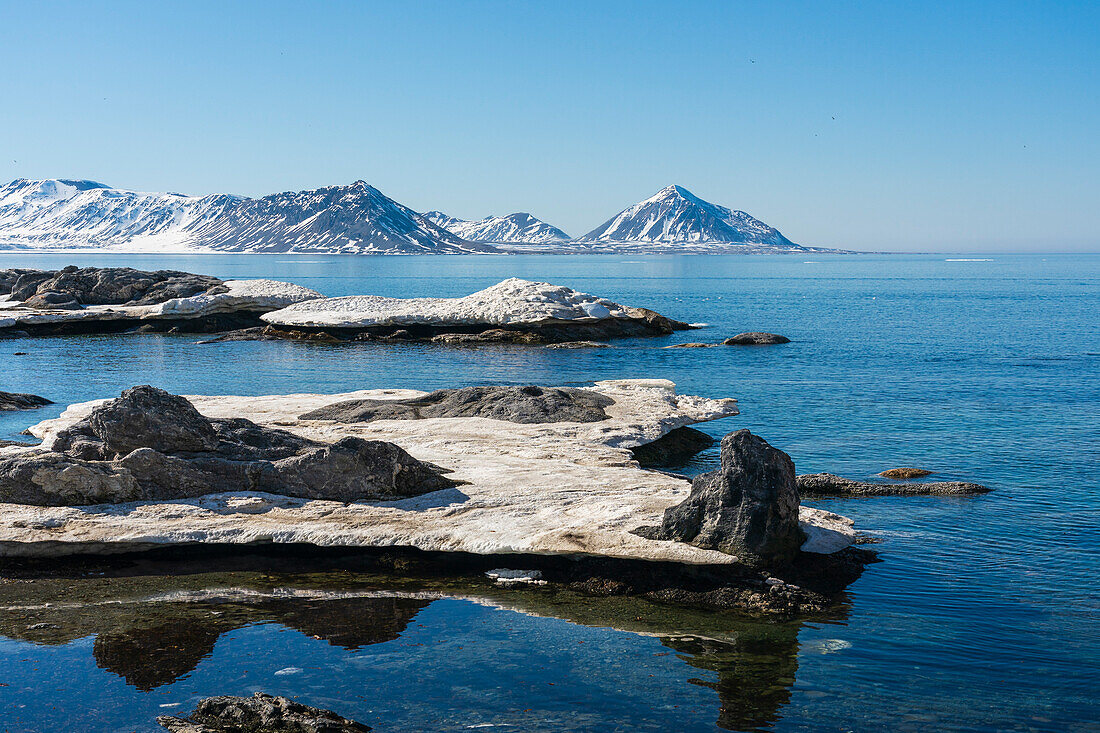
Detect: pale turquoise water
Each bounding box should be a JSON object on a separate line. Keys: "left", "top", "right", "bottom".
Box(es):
{"left": 0, "top": 253, "right": 1097, "bottom": 731}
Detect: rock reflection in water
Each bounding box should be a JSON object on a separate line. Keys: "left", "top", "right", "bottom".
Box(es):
{"left": 0, "top": 565, "right": 849, "bottom": 729}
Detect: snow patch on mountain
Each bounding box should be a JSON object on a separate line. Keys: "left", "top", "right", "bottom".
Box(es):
{"left": 0, "top": 179, "right": 495, "bottom": 255}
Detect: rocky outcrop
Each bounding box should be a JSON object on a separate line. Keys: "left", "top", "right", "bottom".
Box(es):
{"left": 723, "top": 332, "right": 791, "bottom": 345}
{"left": 878, "top": 467, "right": 933, "bottom": 479}
{"left": 300, "top": 385, "right": 615, "bottom": 424}
{"left": 2, "top": 266, "right": 225, "bottom": 306}
{"left": 260, "top": 278, "right": 691, "bottom": 343}
{"left": 0, "top": 391, "right": 52, "bottom": 411}
{"left": 637, "top": 430, "right": 805, "bottom": 567}
{"left": 630, "top": 425, "right": 714, "bottom": 466}
{"left": 797, "top": 473, "right": 990, "bottom": 496}
{"left": 0, "top": 386, "right": 455, "bottom": 506}
{"left": 0, "top": 267, "right": 322, "bottom": 336}
{"left": 157, "top": 692, "right": 370, "bottom": 732}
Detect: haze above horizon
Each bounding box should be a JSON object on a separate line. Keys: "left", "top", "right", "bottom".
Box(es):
{"left": 1, "top": 1, "right": 1097, "bottom": 252}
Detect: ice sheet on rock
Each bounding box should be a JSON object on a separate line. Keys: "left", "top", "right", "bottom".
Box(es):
{"left": 4, "top": 379, "right": 855, "bottom": 563}
{"left": 263, "top": 278, "right": 635, "bottom": 328}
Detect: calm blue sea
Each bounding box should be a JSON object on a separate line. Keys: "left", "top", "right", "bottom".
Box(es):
{"left": 0, "top": 253, "right": 1097, "bottom": 732}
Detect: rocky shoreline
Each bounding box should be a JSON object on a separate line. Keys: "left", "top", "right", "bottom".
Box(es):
{"left": 0, "top": 267, "right": 692, "bottom": 344}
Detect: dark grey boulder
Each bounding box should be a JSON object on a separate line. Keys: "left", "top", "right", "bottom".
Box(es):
{"left": 637, "top": 430, "right": 805, "bottom": 567}
{"left": 157, "top": 691, "right": 370, "bottom": 732}
{"left": 723, "top": 332, "right": 791, "bottom": 345}
{"left": 797, "top": 473, "right": 989, "bottom": 496}
{"left": 21, "top": 291, "right": 82, "bottom": 310}
{"left": 630, "top": 426, "right": 714, "bottom": 467}
{"left": 54, "top": 385, "right": 219, "bottom": 459}
{"left": 300, "top": 385, "right": 614, "bottom": 425}
{"left": 0, "top": 387, "right": 455, "bottom": 507}
{"left": 0, "top": 391, "right": 52, "bottom": 411}
{"left": 878, "top": 467, "right": 933, "bottom": 479}
{"left": 4, "top": 266, "right": 225, "bottom": 306}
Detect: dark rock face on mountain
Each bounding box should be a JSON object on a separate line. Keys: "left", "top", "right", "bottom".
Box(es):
{"left": 0, "top": 391, "right": 52, "bottom": 411}
{"left": 2, "top": 266, "right": 225, "bottom": 307}
{"left": 797, "top": 473, "right": 990, "bottom": 496}
{"left": 0, "top": 386, "right": 455, "bottom": 507}
{"left": 637, "top": 430, "right": 805, "bottom": 567}
{"left": 157, "top": 692, "right": 371, "bottom": 732}
{"left": 300, "top": 386, "right": 615, "bottom": 425}
{"left": 723, "top": 332, "right": 791, "bottom": 345}
{"left": 630, "top": 426, "right": 714, "bottom": 467}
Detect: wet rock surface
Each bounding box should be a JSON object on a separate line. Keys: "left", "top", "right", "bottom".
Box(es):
{"left": 2, "top": 266, "right": 225, "bottom": 307}
{"left": 0, "top": 386, "right": 455, "bottom": 506}
{"left": 723, "top": 332, "right": 791, "bottom": 345}
{"left": 797, "top": 473, "right": 990, "bottom": 496}
{"left": 300, "top": 385, "right": 615, "bottom": 424}
{"left": 157, "top": 692, "right": 371, "bottom": 732}
{"left": 637, "top": 430, "right": 805, "bottom": 567}
{"left": 630, "top": 425, "right": 714, "bottom": 466}
{"left": 0, "top": 391, "right": 52, "bottom": 411}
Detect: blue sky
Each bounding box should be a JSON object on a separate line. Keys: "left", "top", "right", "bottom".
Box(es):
{"left": 1, "top": 1, "right": 1097, "bottom": 251}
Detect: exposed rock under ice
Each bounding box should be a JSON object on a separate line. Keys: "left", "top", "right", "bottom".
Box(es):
{"left": 0, "top": 380, "right": 855, "bottom": 563}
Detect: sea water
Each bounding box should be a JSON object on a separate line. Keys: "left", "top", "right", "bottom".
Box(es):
{"left": 0, "top": 253, "right": 1096, "bottom": 731}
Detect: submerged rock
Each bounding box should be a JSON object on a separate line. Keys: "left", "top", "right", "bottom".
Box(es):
{"left": 1, "top": 386, "right": 455, "bottom": 506}
{"left": 723, "top": 332, "right": 791, "bottom": 345}
{"left": 797, "top": 473, "right": 990, "bottom": 496}
{"left": 665, "top": 342, "right": 719, "bottom": 348}
{"left": 300, "top": 385, "right": 615, "bottom": 424}
{"left": 0, "top": 391, "right": 52, "bottom": 411}
{"left": 638, "top": 430, "right": 805, "bottom": 567}
{"left": 878, "top": 467, "right": 933, "bottom": 479}
{"left": 630, "top": 425, "right": 714, "bottom": 466}
{"left": 543, "top": 340, "right": 611, "bottom": 349}
{"left": 157, "top": 691, "right": 370, "bottom": 732}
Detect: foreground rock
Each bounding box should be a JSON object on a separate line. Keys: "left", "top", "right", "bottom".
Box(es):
{"left": 0, "top": 267, "right": 322, "bottom": 335}
{"left": 299, "top": 385, "right": 615, "bottom": 424}
{"left": 0, "top": 380, "right": 853, "bottom": 565}
{"left": 723, "top": 332, "right": 791, "bottom": 345}
{"left": 260, "top": 278, "right": 691, "bottom": 343}
{"left": 157, "top": 692, "right": 370, "bottom": 732}
{"left": 0, "top": 386, "right": 455, "bottom": 506}
{"left": 0, "top": 391, "right": 52, "bottom": 411}
{"left": 636, "top": 430, "right": 805, "bottom": 567}
{"left": 797, "top": 473, "right": 990, "bottom": 496}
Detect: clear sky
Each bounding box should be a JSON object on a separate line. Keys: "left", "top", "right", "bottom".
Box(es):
{"left": 1, "top": 1, "right": 1097, "bottom": 251}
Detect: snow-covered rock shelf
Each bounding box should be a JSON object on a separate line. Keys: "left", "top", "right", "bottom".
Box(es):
{"left": 0, "top": 379, "right": 856, "bottom": 563}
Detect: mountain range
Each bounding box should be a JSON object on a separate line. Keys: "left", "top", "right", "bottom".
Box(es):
{"left": 0, "top": 178, "right": 820, "bottom": 254}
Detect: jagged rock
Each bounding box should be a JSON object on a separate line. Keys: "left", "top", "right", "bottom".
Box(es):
{"left": 5, "top": 266, "right": 225, "bottom": 306}
{"left": 430, "top": 329, "right": 545, "bottom": 344}
{"left": 0, "top": 391, "right": 52, "bottom": 411}
{"left": 797, "top": 473, "right": 989, "bottom": 496}
{"left": 300, "top": 385, "right": 615, "bottom": 424}
{"left": 630, "top": 426, "right": 714, "bottom": 466}
{"left": 54, "top": 386, "right": 220, "bottom": 459}
{"left": 878, "top": 467, "right": 933, "bottom": 479}
{"left": 723, "top": 332, "right": 791, "bottom": 345}
{"left": 0, "top": 386, "right": 455, "bottom": 507}
{"left": 156, "top": 691, "right": 370, "bottom": 732}
{"left": 638, "top": 430, "right": 805, "bottom": 567}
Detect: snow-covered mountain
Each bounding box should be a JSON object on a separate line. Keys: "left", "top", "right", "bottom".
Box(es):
{"left": 575, "top": 185, "right": 806, "bottom": 252}
{"left": 424, "top": 211, "right": 570, "bottom": 244}
{"left": 0, "top": 179, "right": 495, "bottom": 254}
